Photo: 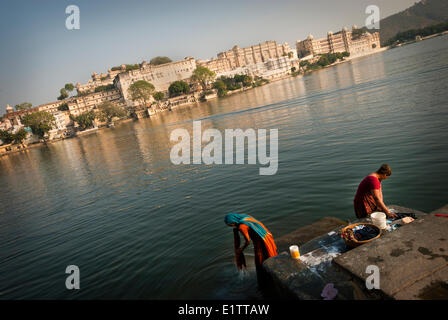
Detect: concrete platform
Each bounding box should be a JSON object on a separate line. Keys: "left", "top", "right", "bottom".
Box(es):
{"left": 264, "top": 217, "right": 351, "bottom": 299}
{"left": 262, "top": 205, "right": 445, "bottom": 300}
{"left": 275, "top": 217, "right": 347, "bottom": 253}
{"left": 334, "top": 212, "right": 448, "bottom": 299}
{"left": 431, "top": 204, "right": 448, "bottom": 215}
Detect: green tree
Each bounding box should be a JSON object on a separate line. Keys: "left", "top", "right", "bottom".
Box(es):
{"left": 13, "top": 128, "right": 28, "bottom": 144}
{"left": 58, "top": 103, "right": 69, "bottom": 111}
{"left": 150, "top": 56, "right": 172, "bottom": 65}
{"left": 0, "top": 130, "right": 14, "bottom": 144}
{"left": 15, "top": 102, "right": 33, "bottom": 111}
{"left": 153, "top": 91, "right": 165, "bottom": 101}
{"left": 252, "top": 77, "right": 269, "bottom": 87}
{"left": 213, "top": 80, "right": 227, "bottom": 97}
{"left": 125, "top": 64, "right": 140, "bottom": 71}
{"left": 191, "top": 66, "right": 215, "bottom": 90}
{"left": 234, "top": 74, "right": 252, "bottom": 87}
{"left": 70, "top": 111, "right": 96, "bottom": 131}
{"left": 218, "top": 76, "right": 241, "bottom": 91}
{"left": 65, "top": 83, "right": 75, "bottom": 92}
{"left": 58, "top": 88, "right": 69, "bottom": 100}
{"left": 94, "top": 84, "right": 115, "bottom": 92}
{"left": 22, "top": 111, "right": 56, "bottom": 138}
{"left": 383, "top": 22, "right": 448, "bottom": 46}
{"left": 168, "top": 81, "right": 190, "bottom": 97}
{"left": 128, "top": 80, "right": 155, "bottom": 106}
{"left": 317, "top": 55, "right": 330, "bottom": 67}
{"left": 97, "top": 102, "right": 126, "bottom": 124}
{"left": 352, "top": 28, "right": 366, "bottom": 39}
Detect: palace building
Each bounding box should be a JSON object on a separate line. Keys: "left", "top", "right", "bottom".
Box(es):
{"left": 197, "top": 40, "right": 297, "bottom": 80}
{"left": 67, "top": 88, "right": 126, "bottom": 117}
{"left": 196, "top": 57, "right": 232, "bottom": 75}
{"left": 76, "top": 67, "right": 124, "bottom": 94}
{"left": 296, "top": 26, "right": 380, "bottom": 58}
{"left": 1, "top": 24, "right": 383, "bottom": 140}
{"left": 216, "top": 41, "right": 293, "bottom": 69}
{"left": 114, "top": 57, "right": 197, "bottom": 104}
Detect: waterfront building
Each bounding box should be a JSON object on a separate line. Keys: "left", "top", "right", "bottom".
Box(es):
{"left": 5, "top": 104, "right": 14, "bottom": 114}
{"left": 217, "top": 41, "right": 293, "bottom": 69}
{"left": 1, "top": 104, "right": 41, "bottom": 133}
{"left": 76, "top": 67, "right": 125, "bottom": 94}
{"left": 0, "top": 116, "right": 12, "bottom": 132}
{"left": 1, "top": 88, "right": 126, "bottom": 138}
{"left": 48, "top": 111, "right": 73, "bottom": 139}
{"left": 1, "top": 27, "right": 383, "bottom": 139}
{"left": 217, "top": 55, "right": 294, "bottom": 80}
{"left": 114, "top": 57, "right": 197, "bottom": 105}
{"left": 1, "top": 102, "right": 68, "bottom": 137}
{"left": 296, "top": 26, "right": 381, "bottom": 58}
{"left": 199, "top": 41, "right": 297, "bottom": 80}
{"left": 52, "top": 111, "right": 71, "bottom": 131}
{"left": 37, "top": 100, "right": 70, "bottom": 114}
{"left": 196, "top": 57, "right": 232, "bottom": 75}
{"left": 67, "top": 88, "right": 126, "bottom": 116}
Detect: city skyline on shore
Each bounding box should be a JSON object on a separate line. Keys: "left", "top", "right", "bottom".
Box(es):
{"left": 0, "top": 0, "right": 417, "bottom": 112}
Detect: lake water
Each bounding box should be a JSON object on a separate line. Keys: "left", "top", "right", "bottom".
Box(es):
{"left": 1, "top": 35, "right": 447, "bottom": 299}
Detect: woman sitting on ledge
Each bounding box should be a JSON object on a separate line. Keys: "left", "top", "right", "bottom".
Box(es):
{"left": 224, "top": 213, "right": 277, "bottom": 279}
{"left": 354, "top": 164, "right": 397, "bottom": 219}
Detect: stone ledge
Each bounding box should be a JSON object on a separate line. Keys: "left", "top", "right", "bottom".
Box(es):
{"left": 261, "top": 205, "right": 448, "bottom": 300}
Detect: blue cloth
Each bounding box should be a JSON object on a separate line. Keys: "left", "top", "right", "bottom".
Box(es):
{"left": 224, "top": 213, "right": 269, "bottom": 240}
{"left": 353, "top": 225, "right": 379, "bottom": 241}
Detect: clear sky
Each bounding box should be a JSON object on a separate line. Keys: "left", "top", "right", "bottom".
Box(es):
{"left": 0, "top": 0, "right": 417, "bottom": 113}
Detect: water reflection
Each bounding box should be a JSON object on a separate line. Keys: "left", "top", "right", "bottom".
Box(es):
{"left": 0, "top": 36, "right": 447, "bottom": 299}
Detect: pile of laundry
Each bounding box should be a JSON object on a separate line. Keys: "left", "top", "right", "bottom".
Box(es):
{"left": 393, "top": 212, "right": 417, "bottom": 220}
{"left": 351, "top": 224, "right": 380, "bottom": 241}
{"left": 341, "top": 223, "right": 382, "bottom": 247}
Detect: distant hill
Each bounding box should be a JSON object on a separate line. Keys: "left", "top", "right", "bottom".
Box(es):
{"left": 379, "top": 0, "right": 448, "bottom": 45}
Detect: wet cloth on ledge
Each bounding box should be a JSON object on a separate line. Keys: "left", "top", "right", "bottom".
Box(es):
{"left": 393, "top": 212, "right": 417, "bottom": 220}
{"left": 352, "top": 225, "right": 380, "bottom": 241}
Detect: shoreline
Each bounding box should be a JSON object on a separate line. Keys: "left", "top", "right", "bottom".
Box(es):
{"left": 264, "top": 204, "right": 448, "bottom": 300}
{"left": 385, "top": 30, "right": 448, "bottom": 48}
{"left": 0, "top": 47, "right": 389, "bottom": 158}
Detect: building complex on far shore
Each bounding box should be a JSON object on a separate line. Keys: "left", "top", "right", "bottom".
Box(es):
{"left": 197, "top": 40, "right": 297, "bottom": 79}
{"left": 217, "top": 41, "right": 293, "bottom": 69}
{"left": 296, "top": 25, "right": 381, "bottom": 59}
{"left": 114, "top": 57, "right": 197, "bottom": 104}
{"left": 1, "top": 25, "right": 383, "bottom": 147}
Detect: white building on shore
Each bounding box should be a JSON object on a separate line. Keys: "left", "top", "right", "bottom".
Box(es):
{"left": 296, "top": 26, "right": 381, "bottom": 58}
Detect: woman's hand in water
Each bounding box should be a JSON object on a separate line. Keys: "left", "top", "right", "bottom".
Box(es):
{"left": 386, "top": 212, "right": 398, "bottom": 219}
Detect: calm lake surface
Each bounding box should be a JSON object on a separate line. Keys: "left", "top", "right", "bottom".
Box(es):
{"left": 1, "top": 35, "right": 447, "bottom": 299}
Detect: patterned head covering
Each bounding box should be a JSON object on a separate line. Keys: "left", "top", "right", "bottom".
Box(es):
{"left": 224, "top": 213, "right": 271, "bottom": 240}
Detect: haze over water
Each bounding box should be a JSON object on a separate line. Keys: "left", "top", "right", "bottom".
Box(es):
{"left": 1, "top": 35, "right": 447, "bottom": 299}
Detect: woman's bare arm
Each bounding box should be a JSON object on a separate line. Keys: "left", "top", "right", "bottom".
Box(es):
{"left": 372, "top": 189, "right": 396, "bottom": 218}
{"left": 236, "top": 226, "right": 251, "bottom": 253}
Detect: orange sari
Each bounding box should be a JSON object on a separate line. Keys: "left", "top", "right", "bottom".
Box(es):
{"left": 238, "top": 222, "right": 277, "bottom": 269}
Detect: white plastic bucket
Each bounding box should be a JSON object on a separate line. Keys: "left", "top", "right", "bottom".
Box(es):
{"left": 371, "top": 211, "right": 387, "bottom": 229}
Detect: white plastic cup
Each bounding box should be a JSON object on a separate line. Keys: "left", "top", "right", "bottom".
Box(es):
{"left": 289, "top": 245, "right": 300, "bottom": 259}
{"left": 371, "top": 211, "right": 387, "bottom": 229}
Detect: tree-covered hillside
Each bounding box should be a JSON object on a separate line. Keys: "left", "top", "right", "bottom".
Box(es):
{"left": 379, "top": 0, "right": 448, "bottom": 45}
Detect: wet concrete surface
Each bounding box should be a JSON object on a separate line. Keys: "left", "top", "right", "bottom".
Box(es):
{"left": 262, "top": 205, "right": 448, "bottom": 300}
{"left": 334, "top": 207, "right": 447, "bottom": 299}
